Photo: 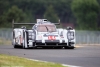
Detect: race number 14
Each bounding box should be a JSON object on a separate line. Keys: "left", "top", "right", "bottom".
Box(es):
{"left": 48, "top": 36, "right": 55, "bottom": 40}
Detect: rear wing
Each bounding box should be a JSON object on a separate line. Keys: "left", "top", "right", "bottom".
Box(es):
{"left": 12, "top": 19, "right": 60, "bottom": 28}
{"left": 55, "top": 19, "right": 61, "bottom": 25}
{"left": 12, "top": 20, "right": 35, "bottom": 28}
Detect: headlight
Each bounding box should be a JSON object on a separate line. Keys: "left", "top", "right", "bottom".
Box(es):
{"left": 28, "top": 33, "right": 32, "bottom": 40}
{"left": 67, "top": 32, "right": 74, "bottom": 40}
{"left": 28, "top": 32, "right": 35, "bottom": 40}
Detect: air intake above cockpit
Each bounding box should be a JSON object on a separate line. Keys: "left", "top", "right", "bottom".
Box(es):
{"left": 36, "top": 19, "right": 51, "bottom": 24}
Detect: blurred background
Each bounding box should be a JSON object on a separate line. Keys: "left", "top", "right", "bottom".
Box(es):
{"left": 0, "top": 0, "right": 100, "bottom": 45}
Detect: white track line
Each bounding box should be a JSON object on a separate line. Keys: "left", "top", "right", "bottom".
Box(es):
{"left": 62, "top": 64, "right": 81, "bottom": 67}
{"left": 27, "top": 58, "right": 81, "bottom": 67}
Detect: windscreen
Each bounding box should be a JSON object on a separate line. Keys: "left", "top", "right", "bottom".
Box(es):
{"left": 37, "top": 25, "right": 56, "bottom": 32}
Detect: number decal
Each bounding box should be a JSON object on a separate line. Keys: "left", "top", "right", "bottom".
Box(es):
{"left": 48, "top": 36, "right": 55, "bottom": 40}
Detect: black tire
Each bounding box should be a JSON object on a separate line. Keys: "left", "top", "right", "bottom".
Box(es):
{"left": 14, "top": 45, "right": 18, "bottom": 48}
{"left": 65, "top": 46, "right": 75, "bottom": 49}
{"left": 32, "top": 42, "right": 36, "bottom": 49}
{"left": 55, "top": 46, "right": 62, "bottom": 49}
{"left": 68, "top": 46, "right": 75, "bottom": 49}
{"left": 64, "top": 46, "right": 68, "bottom": 49}
{"left": 67, "top": 42, "right": 75, "bottom": 49}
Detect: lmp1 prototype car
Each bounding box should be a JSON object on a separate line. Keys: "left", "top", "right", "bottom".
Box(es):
{"left": 12, "top": 19, "right": 75, "bottom": 49}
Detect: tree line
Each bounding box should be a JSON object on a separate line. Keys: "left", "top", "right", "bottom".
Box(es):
{"left": 0, "top": 0, "right": 100, "bottom": 30}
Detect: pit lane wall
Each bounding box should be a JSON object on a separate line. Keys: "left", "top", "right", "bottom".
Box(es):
{"left": 0, "top": 28, "right": 100, "bottom": 45}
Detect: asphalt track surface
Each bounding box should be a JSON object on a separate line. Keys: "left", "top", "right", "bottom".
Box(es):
{"left": 0, "top": 45, "right": 100, "bottom": 67}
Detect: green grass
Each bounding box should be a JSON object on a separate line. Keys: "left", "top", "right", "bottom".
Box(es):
{"left": 0, "top": 54, "right": 67, "bottom": 67}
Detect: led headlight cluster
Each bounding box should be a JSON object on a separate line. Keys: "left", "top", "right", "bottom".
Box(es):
{"left": 28, "top": 32, "right": 35, "bottom": 40}
{"left": 67, "top": 32, "right": 74, "bottom": 40}
{"left": 28, "top": 33, "right": 33, "bottom": 40}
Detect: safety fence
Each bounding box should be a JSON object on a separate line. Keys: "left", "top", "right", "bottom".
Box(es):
{"left": 76, "top": 31, "right": 100, "bottom": 45}
{"left": 0, "top": 28, "right": 100, "bottom": 45}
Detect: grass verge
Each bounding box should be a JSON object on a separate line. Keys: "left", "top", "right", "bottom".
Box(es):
{"left": 0, "top": 54, "right": 66, "bottom": 67}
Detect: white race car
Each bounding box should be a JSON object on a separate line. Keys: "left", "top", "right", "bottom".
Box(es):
{"left": 12, "top": 19, "right": 75, "bottom": 49}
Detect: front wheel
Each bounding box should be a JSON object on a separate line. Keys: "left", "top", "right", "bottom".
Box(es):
{"left": 68, "top": 42, "right": 75, "bottom": 49}
{"left": 65, "top": 46, "right": 75, "bottom": 49}
{"left": 68, "top": 46, "right": 75, "bottom": 49}
{"left": 14, "top": 45, "right": 18, "bottom": 48}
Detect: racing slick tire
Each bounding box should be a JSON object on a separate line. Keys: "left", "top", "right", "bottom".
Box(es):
{"left": 64, "top": 46, "right": 75, "bottom": 49}
{"left": 68, "top": 46, "right": 75, "bottom": 49}
{"left": 14, "top": 45, "right": 18, "bottom": 48}
{"left": 65, "top": 42, "right": 75, "bottom": 49}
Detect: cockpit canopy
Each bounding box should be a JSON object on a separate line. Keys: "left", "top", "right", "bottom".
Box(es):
{"left": 37, "top": 24, "right": 56, "bottom": 32}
